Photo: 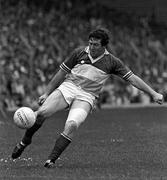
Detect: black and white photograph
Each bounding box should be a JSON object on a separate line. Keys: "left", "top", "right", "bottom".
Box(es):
{"left": 0, "top": 0, "right": 167, "bottom": 179}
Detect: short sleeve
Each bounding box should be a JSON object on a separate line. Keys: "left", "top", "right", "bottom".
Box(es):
{"left": 60, "top": 48, "right": 82, "bottom": 73}
{"left": 112, "top": 56, "right": 133, "bottom": 80}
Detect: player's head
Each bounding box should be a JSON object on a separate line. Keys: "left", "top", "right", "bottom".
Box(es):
{"left": 88, "top": 28, "right": 110, "bottom": 58}
{"left": 88, "top": 28, "right": 109, "bottom": 47}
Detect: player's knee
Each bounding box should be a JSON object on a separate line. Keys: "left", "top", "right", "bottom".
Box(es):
{"left": 64, "top": 120, "right": 78, "bottom": 136}
{"left": 66, "top": 120, "right": 78, "bottom": 130}
{"left": 36, "top": 104, "right": 52, "bottom": 123}
{"left": 35, "top": 110, "right": 47, "bottom": 125}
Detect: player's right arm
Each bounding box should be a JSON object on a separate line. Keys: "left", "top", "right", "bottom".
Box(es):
{"left": 38, "top": 47, "right": 82, "bottom": 105}
{"left": 38, "top": 69, "right": 67, "bottom": 105}
{"left": 45, "top": 69, "right": 67, "bottom": 95}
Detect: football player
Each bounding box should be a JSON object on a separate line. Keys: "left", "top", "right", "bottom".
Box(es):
{"left": 11, "top": 28, "right": 163, "bottom": 168}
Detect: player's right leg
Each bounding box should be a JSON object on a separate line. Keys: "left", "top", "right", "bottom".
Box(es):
{"left": 11, "top": 89, "right": 68, "bottom": 159}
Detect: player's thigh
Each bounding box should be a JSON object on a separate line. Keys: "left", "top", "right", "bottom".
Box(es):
{"left": 38, "top": 89, "right": 68, "bottom": 118}
{"left": 66, "top": 99, "right": 92, "bottom": 128}
{"left": 71, "top": 99, "right": 92, "bottom": 112}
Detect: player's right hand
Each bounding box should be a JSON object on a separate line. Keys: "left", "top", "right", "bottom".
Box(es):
{"left": 38, "top": 94, "right": 48, "bottom": 106}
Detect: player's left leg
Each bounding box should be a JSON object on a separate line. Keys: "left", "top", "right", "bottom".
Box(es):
{"left": 44, "top": 99, "right": 91, "bottom": 168}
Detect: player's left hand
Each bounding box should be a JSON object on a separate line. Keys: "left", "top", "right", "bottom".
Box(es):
{"left": 153, "top": 93, "right": 164, "bottom": 105}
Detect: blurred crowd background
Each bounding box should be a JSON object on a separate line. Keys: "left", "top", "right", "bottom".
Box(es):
{"left": 1, "top": 0, "right": 167, "bottom": 111}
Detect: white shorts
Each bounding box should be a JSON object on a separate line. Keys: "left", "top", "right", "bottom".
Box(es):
{"left": 57, "top": 81, "right": 96, "bottom": 108}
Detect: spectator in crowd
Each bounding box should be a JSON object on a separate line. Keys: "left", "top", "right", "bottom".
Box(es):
{"left": 0, "top": 0, "right": 167, "bottom": 109}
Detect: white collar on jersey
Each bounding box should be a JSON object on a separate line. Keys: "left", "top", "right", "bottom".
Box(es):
{"left": 85, "top": 46, "right": 109, "bottom": 63}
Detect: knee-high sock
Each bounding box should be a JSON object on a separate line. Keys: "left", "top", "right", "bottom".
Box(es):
{"left": 48, "top": 133, "right": 71, "bottom": 162}
{"left": 22, "top": 122, "right": 42, "bottom": 145}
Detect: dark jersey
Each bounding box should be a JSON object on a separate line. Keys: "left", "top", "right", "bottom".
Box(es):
{"left": 60, "top": 46, "right": 133, "bottom": 97}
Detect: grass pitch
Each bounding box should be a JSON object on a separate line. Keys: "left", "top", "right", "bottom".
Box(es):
{"left": 1, "top": 106, "right": 167, "bottom": 180}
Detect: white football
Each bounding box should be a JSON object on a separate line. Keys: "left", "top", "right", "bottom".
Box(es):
{"left": 13, "top": 107, "right": 36, "bottom": 129}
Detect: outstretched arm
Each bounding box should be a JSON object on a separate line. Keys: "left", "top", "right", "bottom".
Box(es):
{"left": 127, "top": 74, "right": 163, "bottom": 104}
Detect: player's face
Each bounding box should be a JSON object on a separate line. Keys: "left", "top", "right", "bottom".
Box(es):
{"left": 89, "top": 38, "right": 105, "bottom": 58}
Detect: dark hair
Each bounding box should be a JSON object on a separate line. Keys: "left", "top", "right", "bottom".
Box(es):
{"left": 88, "top": 28, "right": 110, "bottom": 46}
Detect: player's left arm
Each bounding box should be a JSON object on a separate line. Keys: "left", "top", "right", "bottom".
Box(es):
{"left": 127, "top": 74, "right": 164, "bottom": 104}
{"left": 111, "top": 56, "right": 163, "bottom": 105}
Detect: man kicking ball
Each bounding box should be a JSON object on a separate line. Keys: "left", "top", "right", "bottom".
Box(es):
{"left": 11, "top": 28, "right": 163, "bottom": 168}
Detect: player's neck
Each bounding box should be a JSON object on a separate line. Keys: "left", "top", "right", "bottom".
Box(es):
{"left": 90, "top": 49, "right": 105, "bottom": 59}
